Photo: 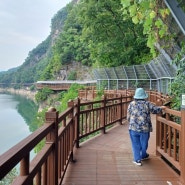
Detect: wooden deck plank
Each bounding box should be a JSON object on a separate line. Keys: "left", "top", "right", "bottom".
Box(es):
{"left": 62, "top": 115, "right": 181, "bottom": 185}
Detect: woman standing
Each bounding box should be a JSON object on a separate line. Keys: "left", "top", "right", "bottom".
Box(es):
{"left": 127, "top": 88, "right": 166, "bottom": 166}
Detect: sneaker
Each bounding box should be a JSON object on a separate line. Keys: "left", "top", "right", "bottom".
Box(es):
{"left": 141, "top": 154, "right": 149, "bottom": 161}
{"left": 133, "top": 160, "right": 142, "bottom": 166}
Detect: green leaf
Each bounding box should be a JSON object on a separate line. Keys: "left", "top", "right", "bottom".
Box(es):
{"left": 140, "top": 1, "right": 150, "bottom": 10}
{"left": 159, "top": 29, "right": 166, "bottom": 38}
{"left": 149, "top": 10, "right": 156, "bottom": 19}
{"left": 155, "top": 19, "right": 163, "bottom": 28}
{"left": 121, "top": 0, "right": 131, "bottom": 9}
{"left": 129, "top": 4, "right": 137, "bottom": 17}
{"left": 132, "top": 16, "right": 139, "bottom": 24}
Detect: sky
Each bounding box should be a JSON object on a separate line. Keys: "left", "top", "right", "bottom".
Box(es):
{"left": 0, "top": 0, "right": 71, "bottom": 71}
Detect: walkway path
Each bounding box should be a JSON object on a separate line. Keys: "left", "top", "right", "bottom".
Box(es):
{"left": 62, "top": 115, "right": 181, "bottom": 185}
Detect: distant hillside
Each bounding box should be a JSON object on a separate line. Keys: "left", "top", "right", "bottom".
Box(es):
{"left": 0, "top": 2, "right": 71, "bottom": 85}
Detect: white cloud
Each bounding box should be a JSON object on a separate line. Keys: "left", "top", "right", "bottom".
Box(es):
{"left": 0, "top": 0, "right": 71, "bottom": 71}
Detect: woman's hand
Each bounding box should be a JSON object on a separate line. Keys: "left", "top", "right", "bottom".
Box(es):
{"left": 160, "top": 106, "right": 166, "bottom": 110}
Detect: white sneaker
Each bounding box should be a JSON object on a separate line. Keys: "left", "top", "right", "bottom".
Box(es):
{"left": 133, "top": 160, "right": 142, "bottom": 166}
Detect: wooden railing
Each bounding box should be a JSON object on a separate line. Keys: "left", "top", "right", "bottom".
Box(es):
{"left": 78, "top": 89, "right": 171, "bottom": 104}
{"left": 0, "top": 106, "right": 77, "bottom": 185}
{"left": 156, "top": 107, "right": 185, "bottom": 182}
{"left": 156, "top": 108, "right": 181, "bottom": 170}
{"left": 0, "top": 90, "right": 185, "bottom": 184}
{"left": 36, "top": 81, "right": 97, "bottom": 91}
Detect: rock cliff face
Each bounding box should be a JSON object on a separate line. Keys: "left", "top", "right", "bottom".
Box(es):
{"left": 59, "top": 62, "right": 94, "bottom": 81}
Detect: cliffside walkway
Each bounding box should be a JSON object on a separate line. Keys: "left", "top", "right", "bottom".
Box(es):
{"left": 63, "top": 114, "right": 181, "bottom": 185}
{"left": 1, "top": 90, "right": 184, "bottom": 185}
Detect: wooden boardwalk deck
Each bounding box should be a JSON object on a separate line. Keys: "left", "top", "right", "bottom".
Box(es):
{"left": 62, "top": 115, "right": 182, "bottom": 185}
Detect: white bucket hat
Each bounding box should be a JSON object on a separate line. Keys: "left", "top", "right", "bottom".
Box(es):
{"left": 134, "top": 88, "right": 148, "bottom": 99}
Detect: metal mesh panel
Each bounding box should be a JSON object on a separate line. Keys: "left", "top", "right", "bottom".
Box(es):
{"left": 150, "top": 58, "right": 166, "bottom": 78}
{"left": 109, "top": 80, "right": 118, "bottom": 89}
{"left": 160, "top": 55, "right": 176, "bottom": 77}
{"left": 92, "top": 54, "right": 176, "bottom": 92}
{"left": 128, "top": 80, "right": 137, "bottom": 89}
{"left": 145, "top": 65, "right": 157, "bottom": 79}
{"left": 118, "top": 80, "right": 128, "bottom": 89}
{"left": 124, "top": 66, "right": 136, "bottom": 79}
{"left": 150, "top": 80, "right": 158, "bottom": 90}
{"left": 104, "top": 68, "right": 117, "bottom": 79}
{"left": 93, "top": 68, "right": 108, "bottom": 79}
{"left": 114, "top": 66, "right": 127, "bottom": 79}
{"left": 134, "top": 65, "right": 150, "bottom": 79}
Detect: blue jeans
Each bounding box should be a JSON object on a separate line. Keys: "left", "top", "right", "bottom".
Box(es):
{"left": 129, "top": 130, "right": 150, "bottom": 162}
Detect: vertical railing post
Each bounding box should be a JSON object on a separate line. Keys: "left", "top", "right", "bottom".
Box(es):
{"left": 148, "top": 90, "right": 151, "bottom": 102}
{"left": 92, "top": 86, "right": 95, "bottom": 99}
{"left": 35, "top": 169, "right": 41, "bottom": 185}
{"left": 67, "top": 100, "right": 76, "bottom": 162}
{"left": 85, "top": 88, "right": 88, "bottom": 100}
{"left": 75, "top": 98, "right": 80, "bottom": 148}
{"left": 156, "top": 99, "right": 162, "bottom": 106}
{"left": 78, "top": 90, "right": 80, "bottom": 99}
{"left": 101, "top": 95, "right": 106, "bottom": 134}
{"left": 155, "top": 102, "right": 164, "bottom": 156}
{"left": 154, "top": 90, "right": 157, "bottom": 104}
{"left": 180, "top": 108, "right": 185, "bottom": 183}
{"left": 156, "top": 114, "right": 160, "bottom": 156}
{"left": 20, "top": 154, "right": 30, "bottom": 182}
{"left": 68, "top": 100, "right": 74, "bottom": 118}
{"left": 124, "top": 92, "right": 128, "bottom": 118}
{"left": 119, "top": 95, "right": 122, "bottom": 125}
{"left": 45, "top": 107, "right": 59, "bottom": 185}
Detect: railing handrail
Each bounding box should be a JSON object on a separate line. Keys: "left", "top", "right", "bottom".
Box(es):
{"left": 156, "top": 106, "right": 183, "bottom": 174}
{"left": 0, "top": 123, "right": 53, "bottom": 179}
{"left": 0, "top": 90, "right": 184, "bottom": 184}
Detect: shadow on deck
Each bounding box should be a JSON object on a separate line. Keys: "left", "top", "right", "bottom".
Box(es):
{"left": 63, "top": 115, "right": 181, "bottom": 185}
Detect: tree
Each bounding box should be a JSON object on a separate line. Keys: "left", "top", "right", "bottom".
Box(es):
{"left": 76, "top": 0, "right": 151, "bottom": 67}
{"left": 170, "top": 42, "right": 185, "bottom": 110}
{"left": 120, "top": 0, "right": 170, "bottom": 57}
{"left": 35, "top": 87, "right": 54, "bottom": 103}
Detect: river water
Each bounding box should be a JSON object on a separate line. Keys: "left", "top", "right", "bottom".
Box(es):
{"left": 0, "top": 93, "right": 39, "bottom": 155}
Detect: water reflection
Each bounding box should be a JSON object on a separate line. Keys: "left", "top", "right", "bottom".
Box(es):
{"left": 0, "top": 93, "right": 39, "bottom": 154}
{"left": 12, "top": 94, "right": 39, "bottom": 132}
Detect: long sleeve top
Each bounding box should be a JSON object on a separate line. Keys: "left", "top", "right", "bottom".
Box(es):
{"left": 127, "top": 100, "right": 162, "bottom": 132}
